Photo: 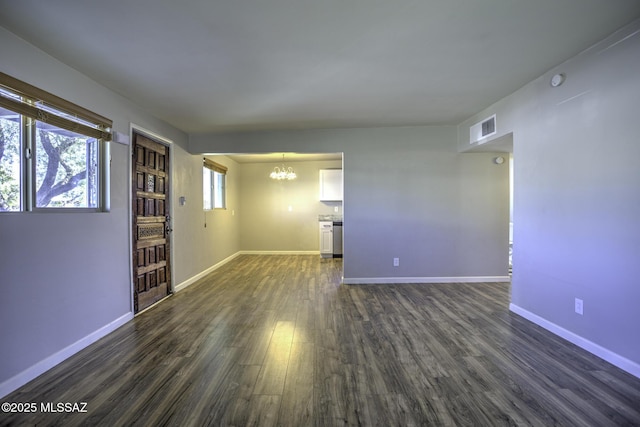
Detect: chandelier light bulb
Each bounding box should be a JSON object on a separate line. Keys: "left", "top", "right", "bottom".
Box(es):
{"left": 270, "top": 155, "right": 296, "bottom": 180}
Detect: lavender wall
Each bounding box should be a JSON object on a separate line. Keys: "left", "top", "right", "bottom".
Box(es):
{"left": 190, "top": 125, "right": 510, "bottom": 283}
{"left": 0, "top": 27, "right": 193, "bottom": 396}
{"left": 458, "top": 20, "right": 640, "bottom": 374}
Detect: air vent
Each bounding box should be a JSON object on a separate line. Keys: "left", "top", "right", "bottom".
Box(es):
{"left": 470, "top": 114, "right": 497, "bottom": 144}
{"left": 481, "top": 116, "right": 495, "bottom": 136}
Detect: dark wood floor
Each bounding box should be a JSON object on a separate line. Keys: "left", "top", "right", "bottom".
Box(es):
{"left": 3, "top": 255, "right": 640, "bottom": 426}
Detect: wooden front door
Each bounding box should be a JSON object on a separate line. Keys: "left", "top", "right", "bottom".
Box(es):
{"left": 132, "top": 131, "right": 171, "bottom": 313}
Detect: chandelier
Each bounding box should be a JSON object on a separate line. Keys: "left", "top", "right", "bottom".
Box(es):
{"left": 270, "top": 154, "right": 297, "bottom": 180}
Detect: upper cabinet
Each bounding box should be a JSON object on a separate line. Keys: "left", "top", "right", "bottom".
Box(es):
{"left": 319, "top": 169, "right": 343, "bottom": 201}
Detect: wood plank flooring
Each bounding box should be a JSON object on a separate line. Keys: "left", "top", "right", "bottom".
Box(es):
{"left": 2, "top": 255, "right": 639, "bottom": 426}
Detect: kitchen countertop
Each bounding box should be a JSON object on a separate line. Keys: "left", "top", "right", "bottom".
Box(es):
{"left": 318, "top": 215, "right": 343, "bottom": 222}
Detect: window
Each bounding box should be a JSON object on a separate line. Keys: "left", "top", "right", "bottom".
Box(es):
{"left": 213, "top": 170, "right": 226, "bottom": 209}
{"left": 0, "top": 106, "right": 21, "bottom": 211}
{"left": 203, "top": 159, "right": 227, "bottom": 210}
{"left": 0, "top": 72, "right": 111, "bottom": 211}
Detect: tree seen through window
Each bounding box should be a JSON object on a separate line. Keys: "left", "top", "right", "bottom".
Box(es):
{"left": 0, "top": 109, "right": 98, "bottom": 210}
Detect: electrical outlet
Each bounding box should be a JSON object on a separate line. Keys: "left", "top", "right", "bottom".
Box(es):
{"left": 575, "top": 298, "right": 583, "bottom": 315}
{"left": 393, "top": 257, "right": 399, "bottom": 267}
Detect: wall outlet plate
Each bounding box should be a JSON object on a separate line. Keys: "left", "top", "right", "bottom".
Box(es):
{"left": 393, "top": 258, "right": 399, "bottom": 267}
{"left": 575, "top": 298, "right": 583, "bottom": 315}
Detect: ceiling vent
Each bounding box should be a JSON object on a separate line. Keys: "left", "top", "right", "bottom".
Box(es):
{"left": 470, "top": 114, "right": 496, "bottom": 144}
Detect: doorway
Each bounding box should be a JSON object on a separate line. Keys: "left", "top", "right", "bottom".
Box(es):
{"left": 509, "top": 153, "right": 513, "bottom": 275}
{"left": 131, "top": 131, "right": 172, "bottom": 313}
{"left": 216, "top": 152, "right": 344, "bottom": 276}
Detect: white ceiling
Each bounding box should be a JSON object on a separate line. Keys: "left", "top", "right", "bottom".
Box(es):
{"left": 1, "top": 1, "right": 639, "bottom": 134}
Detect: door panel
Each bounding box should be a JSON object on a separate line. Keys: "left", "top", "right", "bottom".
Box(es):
{"left": 132, "top": 132, "right": 171, "bottom": 313}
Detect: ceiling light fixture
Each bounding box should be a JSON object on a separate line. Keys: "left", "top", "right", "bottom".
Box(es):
{"left": 270, "top": 154, "right": 297, "bottom": 180}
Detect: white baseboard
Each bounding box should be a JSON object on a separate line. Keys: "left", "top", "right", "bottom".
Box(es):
{"left": 0, "top": 312, "right": 133, "bottom": 399}
{"left": 239, "top": 250, "right": 320, "bottom": 255}
{"left": 174, "top": 252, "right": 243, "bottom": 292}
{"left": 510, "top": 303, "right": 640, "bottom": 379}
{"left": 342, "top": 276, "right": 511, "bottom": 285}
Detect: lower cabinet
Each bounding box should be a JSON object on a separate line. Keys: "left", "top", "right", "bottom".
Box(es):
{"left": 319, "top": 221, "right": 333, "bottom": 257}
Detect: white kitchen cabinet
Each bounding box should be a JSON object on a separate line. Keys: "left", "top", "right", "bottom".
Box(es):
{"left": 319, "top": 221, "right": 333, "bottom": 257}
{"left": 319, "top": 169, "right": 343, "bottom": 201}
